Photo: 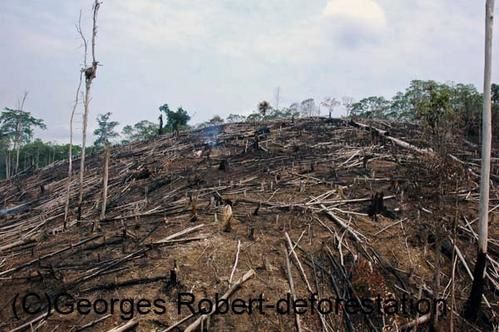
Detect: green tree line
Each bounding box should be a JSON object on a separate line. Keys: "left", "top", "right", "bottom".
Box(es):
{"left": 0, "top": 103, "right": 193, "bottom": 179}
{"left": 350, "top": 80, "right": 499, "bottom": 138}
{"left": 2, "top": 80, "right": 497, "bottom": 179}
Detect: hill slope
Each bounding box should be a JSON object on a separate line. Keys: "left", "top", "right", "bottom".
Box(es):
{"left": 0, "top": 118, "right": 497, "bottom": 331}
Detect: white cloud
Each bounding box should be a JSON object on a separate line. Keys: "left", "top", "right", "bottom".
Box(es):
{"left": 1, "top": 0, "right": 499, "bottom": 143}
{"left": 251, "top": 19, "right": 327, "bottom": 64}
{"left": 102, "top": 0, "right": 217, "bottom": 51}
{"left": 323, "top": 0, "right": 386, "bottom": 27}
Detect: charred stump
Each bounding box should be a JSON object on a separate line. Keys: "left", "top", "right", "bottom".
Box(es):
{"left": 464, "top": 250, "right": 488, "bottom": 321}
{"left": 367, "top": 192, "right": 384, "bottom": 221}
{"left": 219, "top": 159, "right": 229, "bottom": 171}
{"left": 158, "top": 115, "right": 163, "bottom": 135}
{"left": 248, "top": 225, "right": 255, "bottom": 241}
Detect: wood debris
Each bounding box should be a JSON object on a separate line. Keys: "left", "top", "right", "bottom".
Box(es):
{"left": 0, "top": 118, "right": 497, "bottom": 331}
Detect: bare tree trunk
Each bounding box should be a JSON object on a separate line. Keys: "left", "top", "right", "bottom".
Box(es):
{"left": 14, "top": 91, "right": 28, "bottom": 175}
{"left": 64, "top": 61, "right": 84, "bottom": 225}
{"left": 8, "top": 150, "right": 11, "bottom": 179}
{"left": 15, "top": 141, "right": 20, "bottom": 175}
{"left": 78, "top": 75, "right": 91, "bottom": 218}
{"left": 77, "top": 1, "right": 101, "bottom": 219}
{"left": 464, "top": 0, "right": 495, "bottom": 321}
{"left": 5, "top": 151, "right": 9, "bottom": 179}
{"left": 100, "top": 145, "right": 110, "bottom": 221}
{"left": 14, "top": 120, "right": 21, "bottom": 175}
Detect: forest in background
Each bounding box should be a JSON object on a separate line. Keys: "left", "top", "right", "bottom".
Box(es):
{"left": 1, "top": 79, "right": 498, "bottom": 180}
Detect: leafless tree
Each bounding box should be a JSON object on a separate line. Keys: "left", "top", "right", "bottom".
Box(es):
{"left": 300, "top": 98, "right": 316, "bottom": 117}
{"left": 77, "top": 0, "right": 102, "bottom": 219}
{"left": 321, "top": 97, "right": 340, "bottom": 118}
{"left": 14, "top": 91, "right": 29, "bottom": 174}
{"left": 99, "top": 145, "right": 110, "bottom": 225}
{"left": 64, "top": 13, "right": 85, "bottom": 225}
{"left": 464, "top": 0, "right": 495, "bottom": 321}
{"left": 342, "top": 96, "right": 354, "bottom": 117}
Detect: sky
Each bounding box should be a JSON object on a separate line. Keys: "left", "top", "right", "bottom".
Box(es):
{"left": 0, "top": 0, "right": 498, "bottom": 143}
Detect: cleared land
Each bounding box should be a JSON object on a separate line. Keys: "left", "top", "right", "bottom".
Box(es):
{"left": 0, "top": 118, "right": 497, "bottom": 331}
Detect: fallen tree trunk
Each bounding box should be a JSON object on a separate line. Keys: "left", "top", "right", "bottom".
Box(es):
{"left": 0, "top": 235, "right": 101, "bottom": 277}
{"left": 183, "top": 269, "right": 255, "bottom": 332}
{"left": 106, "top": 318, "right": 138, "bottom": 332}
{"left": 320, "top": 204, "right": 366, "bottom": 243}
{"left": 350, "top": 120, "right": 435, "bottom": 157}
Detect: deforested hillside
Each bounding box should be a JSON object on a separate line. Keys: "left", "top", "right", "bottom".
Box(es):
{"left": 0, "top": 118, "right": 497, "bottom": 331}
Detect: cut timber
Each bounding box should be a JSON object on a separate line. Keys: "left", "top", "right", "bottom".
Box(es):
{"left": 100, "top": 146, "right": 110, "bottom": 220}
{"left": 106, "top": 318, "right": 138, "bottom": 332}
{"left": 0, "top": 238, "right": 36, "bottom": 252}
{"left": 285, "top": 247, "right": 302, "bottom": 332}
{"left": 161, "top": 313, "right": 195, "bottom": 332}
{"left": 154, "top": 224, "right": 205, "bottom": 244}
{"left": 400, "top": 312, "right": 431, "bottom": 330}
{"left": 229, "top": 240, "right": 241, "bottom": 284}
{"left": 75, "top": 314, "right": 111, "bottom": 331}
{"left": 350, "top": 120, "right": 435, "bottom": 156}
{"left": 320, "top": 204, "right": 366, "bottom": 243}
{"left": 285, "top": 232, "right": 312, "bottom": 291}
{"left": 183, "top": 269, "right": 255, "bottom": 332}
{"left": 10, "top": 311, "right": 52, "bottom": 332}
{"left": 1, "top": 115, "right": 498, "bottom": 331}
{"left": 0, "top": 235, "right": 101, "bottom": 277}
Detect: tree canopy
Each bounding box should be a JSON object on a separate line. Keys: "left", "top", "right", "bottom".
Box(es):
{"left": 93, "top": 112, "right": 119, "bottom": 147}
{"left": 258, "top": 101, "right": 271, "bottom": 117}
{"left": 121, "top": 120, "right": 159, "bottom": 143}
{"left": 0, "top": 108, "right": 46, "bottom": 147}
{"left": 0, "top": 79, "right": 497, "bottom": 180}
{"left": 159, "top": 104, "right": 191, "bottom": 133}
{"left": 350, "top": 80, "right": 486, "bottom": 133}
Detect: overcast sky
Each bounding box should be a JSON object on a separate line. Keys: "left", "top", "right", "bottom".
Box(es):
{"left": 0, "top": 0, "right": 498, "bottom": 143}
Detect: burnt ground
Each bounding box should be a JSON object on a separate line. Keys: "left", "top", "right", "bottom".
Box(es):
{"left": 0, "top": 118, "right": 497, "bottom": 331}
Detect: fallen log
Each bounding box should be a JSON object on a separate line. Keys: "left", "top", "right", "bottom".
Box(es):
{"left": 284, "top": 247, "right": 302, "bottom": 332}
{"left": 350, "top": 120, "right": 435, "bottom": 156}
{"left": 320, "top": 204, "right": 367, "bottom": 243}
{"left": 80, "top": 275, "right": 168, "bottom": 293}
{"left": 75, "top": 314, "right": 112, "bottom": 331}
{"left": 183, "top": 269, "right": 255, "bottom": 332}
{"left": 154, "top": 224, "right": 205, "bottom": 244}
{"left": 75, "top": 248, "right": 148, "bottom": 285}
{"left": 0, "top": 235, "right": 101, "bottom": 277}
{"left": 10, "top": 311, "right": 52, "bottom": 332}
{"left": 161, "top": 313, "right": 195, "bottom": 332}
{"left": 106, "top": 318, "right": 138, "bottom": 332}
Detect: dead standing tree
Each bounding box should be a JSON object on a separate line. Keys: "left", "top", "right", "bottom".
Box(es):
{"left": 14, "top": 91, "right": 29, "bottom": 175}
{"left": 77, "top": 0, "right": 102, "bottom": 220}
{"left": 64, "top": 13, "right": 85, "bottom": 225}
{"left": 464, "top": 0, "right": 495, "bottom": 321}
{"left": 321, "top": 97, "right": 340, "bottom": 118}
{"left": 96, "top": 145, "right": 110, "bottom": 231}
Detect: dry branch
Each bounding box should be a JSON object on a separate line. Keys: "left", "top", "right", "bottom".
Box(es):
{"left": 0, "top": 235, "right": 101, "bottom": 277}
{"left": 106, "top": 318, "right": 138, "bottom": 332}
{"left": 183, "top": 269, "right": 255, "bottom": 332}
{"left": 154, "top": 224, "right": 205, "bottom": 244}
{"left": 229, "top": 240, "right": 241, "bottom": 284}
{"left": 284, "top": 247, "right": 302, "bottom": 332}
{"left": 350, "top": 120, "right": 435, "bottom": 156}
{"left": 320, "top": 204, "right": 366, "bottom": 243}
